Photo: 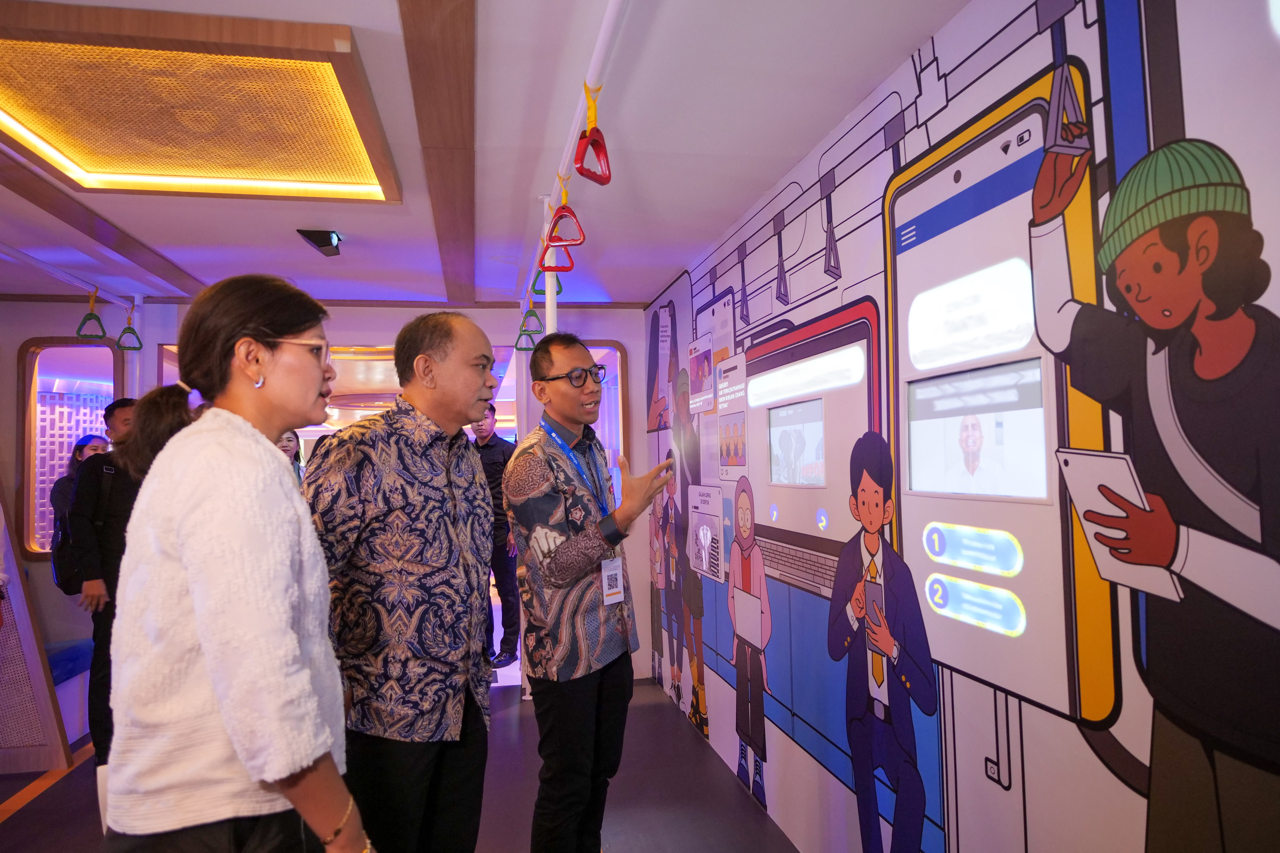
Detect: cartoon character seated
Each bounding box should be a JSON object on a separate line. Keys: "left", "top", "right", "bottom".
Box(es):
{"left": 827, "top": 432, "right": 936, "bottom": 853}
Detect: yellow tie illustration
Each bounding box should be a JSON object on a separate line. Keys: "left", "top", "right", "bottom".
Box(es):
{"left": 869, "top": 558, "right": 884, "bottom": 687}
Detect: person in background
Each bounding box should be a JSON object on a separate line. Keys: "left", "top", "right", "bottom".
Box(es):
{"left": 306, "top": 311, "right": 497, "bottom": 853}
{"left": 103, "top": 397, "right": 135, "bottom": 448}
{"left": 505, "top": 332, "right": 672, "bottom": 853}
{"left": 105, "top": 275, "right": 365, "bottom": 853}
{"left": 67, "top": 399, "right": 135, "bottom": 803}
{"left": 277, "top": 428, "right": 303, "bottom": 485}
{"left": 471, "top": 402, "right": 519, "bottom": 669}
{"left": 50, "top": 434, "right": 108, "bottom": 526}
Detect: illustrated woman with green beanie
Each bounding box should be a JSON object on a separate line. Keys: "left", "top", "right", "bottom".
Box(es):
{"left": 1030, "top": 132, "right": 1280, "bottom": 851}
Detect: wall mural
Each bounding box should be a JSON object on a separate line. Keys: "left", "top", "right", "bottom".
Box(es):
{"left": 645, "top": 1, "right": 1280, "bottom": 851}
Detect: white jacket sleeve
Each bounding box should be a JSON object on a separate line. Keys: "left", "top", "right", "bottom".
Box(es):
{"left": 175, "top": 444, "right": 335, "bottom": 783}
{"left": 1029, "top": 216, "right": 1083, "bottom": 354}
{"left": 1171, "top": 527, "right": 1280, "bottom": 630}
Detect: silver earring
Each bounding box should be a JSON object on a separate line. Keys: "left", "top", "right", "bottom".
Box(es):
{"left": 254, "top": 375, "right": 265, "bottom": 389}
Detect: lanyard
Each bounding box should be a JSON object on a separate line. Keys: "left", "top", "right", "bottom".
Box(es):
{"left": 542, "top": 417, "right": 610, "bottom": 515}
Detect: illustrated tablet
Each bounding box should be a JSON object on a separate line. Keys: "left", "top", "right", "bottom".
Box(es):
{"left": 1055, "top": 449, "right": 1182, "bottom": 601}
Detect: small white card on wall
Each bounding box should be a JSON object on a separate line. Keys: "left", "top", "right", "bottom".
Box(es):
{"left": 688, "top": 333, "right": 715, "bottom": 414}
{"left": 717, "top": 354, "right": 747, "bottom": 481}
{"left": 688, "top": 485, "right": 726, "bottom": 583}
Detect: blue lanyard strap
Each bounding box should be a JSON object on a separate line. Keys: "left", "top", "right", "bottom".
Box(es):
{"left": 542, "top": 418, "right": 610, "bottom": 515}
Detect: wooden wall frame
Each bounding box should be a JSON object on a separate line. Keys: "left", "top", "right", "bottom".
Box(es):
{"left": 16, "top": 337, "right": 126, "bottom": 562}
{"left": 583, "top": 339, "right": 630, "bottom": 465}
{"left": 0, "top": 0, "right": 401, "bottom": 204}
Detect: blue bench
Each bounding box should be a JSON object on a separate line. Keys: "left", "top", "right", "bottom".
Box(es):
{"left": 45, "top": 639, "right": 94, "bottom": 686}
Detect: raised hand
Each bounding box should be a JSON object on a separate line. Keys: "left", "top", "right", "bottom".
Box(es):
{"left": 614, "top": 454, "right": 674, "bottom": 533}
{"left": 1032, "top": 121, "right": 1091, "bottom": 225}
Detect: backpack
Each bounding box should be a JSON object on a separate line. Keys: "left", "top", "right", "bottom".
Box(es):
{"left": 51, "top": 465, "right": 114, "bottom": 597}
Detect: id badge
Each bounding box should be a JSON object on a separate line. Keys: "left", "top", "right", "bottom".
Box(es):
{"left": 601, "top": 555, "right": 625, "bottom": 605}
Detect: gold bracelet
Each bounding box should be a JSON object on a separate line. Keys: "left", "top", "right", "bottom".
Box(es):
{"left": 321, "top": 795, "right": 355, "bottom": 846}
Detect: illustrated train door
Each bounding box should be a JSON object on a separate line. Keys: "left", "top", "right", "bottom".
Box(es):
{"left": 883, "top": 65, "right": 1113, "bottom": 724}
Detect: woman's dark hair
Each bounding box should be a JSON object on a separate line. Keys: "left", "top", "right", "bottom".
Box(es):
{"left": 112, "top": 385, "right": 195, "bottom": 480}
{"left": 1105, "top": 212, "right": 1270, "bottom": 322}
{"left": 66, "top": 434, "right": 108, "bottom": 476}
{"left": 178, "top": 275, "right": 328, "bottom": 400}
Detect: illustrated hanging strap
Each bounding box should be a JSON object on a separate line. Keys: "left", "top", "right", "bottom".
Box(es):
{"left": 541, "top": 417, "right": 610, "bottom": 514}
{"left": 1146, "top": 341, "right": 1261, "bottom": 542}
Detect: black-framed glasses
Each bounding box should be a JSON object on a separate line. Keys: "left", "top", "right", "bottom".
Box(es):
{"left": 539, "top": 364, "right": 607, "bottom": 387}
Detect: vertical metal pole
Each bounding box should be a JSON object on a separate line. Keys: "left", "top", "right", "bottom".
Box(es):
{"left": 546, "top": 264, "right": 559, "bottom": 335}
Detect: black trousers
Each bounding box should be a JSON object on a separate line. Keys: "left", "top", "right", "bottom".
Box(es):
{"left": 484, "top": 529, "right": 520, "bottom": 657}
{"left": 344, "top": 689, "right": 488, "bottom": 853}
{"left": 528, "top": 651, "right": 634, "bottom": 853}
{"left": 102, "top": 810, "right": 321, "bottom": 852}
{"left": 90, "top": 602, "right": 115, "bottom": 766}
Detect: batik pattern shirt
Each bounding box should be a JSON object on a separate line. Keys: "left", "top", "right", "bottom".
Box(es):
{"left": 504, "top": 416, "right": 639, "bottom": 682}
{"left": 304, "top": 397, "right": 493, "bottom": 742}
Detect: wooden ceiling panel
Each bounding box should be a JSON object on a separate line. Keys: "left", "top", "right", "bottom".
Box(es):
{"left": 399, "top": 0, "right": 476, "bottom": 304}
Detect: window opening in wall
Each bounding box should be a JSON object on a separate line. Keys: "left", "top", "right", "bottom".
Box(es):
{"left": 24, "top": 344, "right": 118, "bottom": 554}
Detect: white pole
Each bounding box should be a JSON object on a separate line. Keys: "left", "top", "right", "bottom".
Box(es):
{"left": 519, "top": 0, "right": 630, "bottom": 304}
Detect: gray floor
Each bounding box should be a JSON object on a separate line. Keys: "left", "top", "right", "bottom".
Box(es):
{"left": 1, "top": 682, "right": 798, "bottom": 853}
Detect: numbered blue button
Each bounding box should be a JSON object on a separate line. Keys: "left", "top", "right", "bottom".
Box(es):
{"left": 816, "top": 509, "right": 829, "bottom": 532}
{"left": 928, "top": 577, "right": 950, "bottom": 609}
{"left": 770, "top": 503, "right": 779, "bottom": 522}
{"left": 926, "top": 526, "right": 947, "bottom": 557}
{"left": 921, "top": 522, "right": 1023, "bottom": 577}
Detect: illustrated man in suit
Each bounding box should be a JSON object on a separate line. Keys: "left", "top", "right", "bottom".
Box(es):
{"left": 828, "top": 431, "right": 937, "bottom": 853}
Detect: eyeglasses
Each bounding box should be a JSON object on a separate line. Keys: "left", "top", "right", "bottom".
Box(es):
{"left": 270, "top": 338, "right": 331, "bottom": 365}
{"left": 538, "top": 364, "right": 607, "bottom": 388}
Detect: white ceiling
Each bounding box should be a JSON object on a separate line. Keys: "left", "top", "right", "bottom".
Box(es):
{"left": 0, "top": 0, "right": 969, "bottom": 305}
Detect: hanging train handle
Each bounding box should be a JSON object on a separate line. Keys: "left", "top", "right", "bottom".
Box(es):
{"left": 77, "top": 286, "right": 107, "bottom": 339}
{"left": 538, "top": 241, "right": 574, "bottom": 273}
{"left": 520, "top": 308, "right": 545, "bottom": 336}
{"left": 116, "top": 306, "right": 143, "bottom": 351}
{"left": 515, "top": 331, "right": 538, "bottom": 352}
{"left": 530, "top": 269, "right": 563, "bottom": 297}
{"left": 574, "top": 82, "right": 611, "bottom": 185}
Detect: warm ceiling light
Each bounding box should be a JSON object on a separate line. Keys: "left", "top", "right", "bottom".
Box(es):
{"left": 0, "top": 7, "right": 399, "bottom": 202}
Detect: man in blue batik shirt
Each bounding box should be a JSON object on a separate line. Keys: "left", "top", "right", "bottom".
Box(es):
{"left": 306, "top": 312, "right": 499, "bottom": 853}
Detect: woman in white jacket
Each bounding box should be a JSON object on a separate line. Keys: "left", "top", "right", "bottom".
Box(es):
{"left": 105, "top": 275, "right": 371, "bottom": 853}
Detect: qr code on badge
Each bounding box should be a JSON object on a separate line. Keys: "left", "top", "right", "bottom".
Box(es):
{"left": 606, "top": 573, "right": 620, "bottom": 592}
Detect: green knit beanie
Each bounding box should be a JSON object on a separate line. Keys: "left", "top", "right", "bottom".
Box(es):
{"left": 1097, "top": 139, "right": 1250, "bottom": 273}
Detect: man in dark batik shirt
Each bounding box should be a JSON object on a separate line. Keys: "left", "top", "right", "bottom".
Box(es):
{"left": 504, "top": 332, "right": 671, "bottom": 853}
{"left": 306, "top": 312, "right": 499, "bottom": 853}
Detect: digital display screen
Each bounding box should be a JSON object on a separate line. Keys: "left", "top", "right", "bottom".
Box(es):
{"left": 907, "top": 359, "right": 1047, "bottom": 498}
{"left": 768, "top": 399, "right": 824, "bottom": 486}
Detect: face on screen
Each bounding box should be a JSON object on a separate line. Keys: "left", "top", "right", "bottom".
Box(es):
{"left": 959, "top": 415, "right": 983, "bottom": 455}
{"left": 907, "top": 359, "right": 1047, "bottom": 499}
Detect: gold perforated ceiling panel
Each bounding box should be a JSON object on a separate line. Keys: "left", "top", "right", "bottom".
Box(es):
{"left": 0, "top": 39, "right": 384, "bottom": 199}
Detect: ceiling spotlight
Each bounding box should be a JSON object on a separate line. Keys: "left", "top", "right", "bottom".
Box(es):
{"left": 298, "top": 229, "right": 342, "bottom": 257}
